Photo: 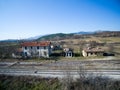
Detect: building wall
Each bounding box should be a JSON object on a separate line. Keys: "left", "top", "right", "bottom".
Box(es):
{"left": 82, "top": 50, "right": 104, "bottom": 57}
{"left": 22, "top": 46, "right": 51, "bottom": 58}
{"left": 82, "top": 50, "right": 87, "bottom": 57}
{"left": 88, "top": 52, "right": 97, "bottom": 56}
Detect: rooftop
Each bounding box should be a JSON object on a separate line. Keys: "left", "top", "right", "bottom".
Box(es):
{"left": 21, "top": 41, "right": 51, "bottom": 47}
{"left": 83, "top": 47, "right": 104, "bottom": 53}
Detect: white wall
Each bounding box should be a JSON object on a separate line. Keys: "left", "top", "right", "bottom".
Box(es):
{"left": 22, "top": 46, "right": 52, "bottom": 58}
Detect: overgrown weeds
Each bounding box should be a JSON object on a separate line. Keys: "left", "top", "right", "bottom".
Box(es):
{"left": 61, "top": 65, "right": 120, "bottom": 90}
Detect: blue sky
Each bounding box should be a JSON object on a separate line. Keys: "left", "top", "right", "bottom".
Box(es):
{"left": 0, "top": 0, "right": 120, "bottom": 40}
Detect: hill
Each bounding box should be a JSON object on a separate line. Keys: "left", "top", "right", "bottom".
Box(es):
{"left": 94, "top": 31, "right": 120, "bottom": 37}
{"left": 36, "top": 31, "right": 120, "bottom": 41}
{"left": 0, "top": 31, "right": 120, "bottom": 42}
{"left": 37, "top": 33, "right": 74, "bottom": 41}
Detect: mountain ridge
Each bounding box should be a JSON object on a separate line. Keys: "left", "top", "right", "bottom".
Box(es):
{"left": 0, "top": 31, "right": 120, "bottom": 42}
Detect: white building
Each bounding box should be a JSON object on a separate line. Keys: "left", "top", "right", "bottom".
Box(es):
{"left": 21, "top": 42, "right": 52, "bottom": 58}
{"left": 64, "top": 48, "right": 73, "bottom": 57}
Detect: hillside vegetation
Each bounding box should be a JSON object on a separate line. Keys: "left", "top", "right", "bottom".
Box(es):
{"left": 0, "top": 31, "right": 120, "bottom": 59}
{"left": 37, "top": 33, "right": 74, "bottom": 41}
{"left": 0, "top": 75, "right": 120, "bottom": 90}
{"left": 37, "top": 31, "right": 120, "bottom": 41}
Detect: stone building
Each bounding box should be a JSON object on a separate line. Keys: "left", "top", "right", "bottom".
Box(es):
{"left": 82, "top": 47, "right": 104, "bottom": 57}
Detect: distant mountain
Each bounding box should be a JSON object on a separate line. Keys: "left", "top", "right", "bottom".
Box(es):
{"left": 26, "top": 35, "right": 42, "bottom": 40}
{"left": 37, "top": 31, "right": 120, "bottom": 41}
{"left": 94, "top": 31, "right": 120, "bottom": 37}
{"left": 0, "top": 38, "right": 35, "bottom": 43}
{"left": 0, "top": 35, "right": 42, "bottom": 42}
{"left": 0, "top": 31, "right": 120, "bottom": 43}
{"left": 23, "top": 32, "right": 94, "bottom": 41}
{"left": 0, "top": 39, "right": 19, "bottom": 43}
{"left": 72, "top": 31, "right": 94, "bottom": 35}
{"left": 36, "top": 31, "right": 96, "bottom": 41}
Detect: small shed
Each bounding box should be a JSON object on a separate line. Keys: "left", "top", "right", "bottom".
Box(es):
{"left": 64, "top": 48, "right": 73, "bottom": 57}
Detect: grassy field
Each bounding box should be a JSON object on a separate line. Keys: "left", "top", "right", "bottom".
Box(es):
{"left": 57, "top": 36, "right": 120, "bottom": 56}
{"left": 0, "top": 36, "right": 120, "bottom": 60}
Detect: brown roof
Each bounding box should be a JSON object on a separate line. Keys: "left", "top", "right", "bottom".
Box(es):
{"left": 21, "top": 42, "right": 51, "bottom": 47}
{"left": 83, "top": 48, "right": 104, "bottom": 53}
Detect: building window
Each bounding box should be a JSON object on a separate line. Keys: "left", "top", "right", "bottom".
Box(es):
{"left": 44, "top": 52, "right": 47, "bottom": 56}
{"left": 25, "top": 47, "right": 27, "bottom": 50}
{"left": 24, "top": 52, "right": 27, "bottom": 56}
{"left": 69, "top": 53, "right": 71, "bottom": 56}
{"left": 44, "top": 46, "right": 46, "bottom": 49}
{"left": 37, "top": 46, "right": 39, "bottom": 49}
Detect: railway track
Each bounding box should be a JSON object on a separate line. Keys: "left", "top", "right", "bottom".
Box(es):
{"left": 0, "top": 59, "right": 120, "bottom": 79}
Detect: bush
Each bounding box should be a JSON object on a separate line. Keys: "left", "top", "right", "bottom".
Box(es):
{"left": 0, "top": 75, "right": 61, "bottom": 90}
{"left": 0, "top": 73, "right": 120, "bottom": 90}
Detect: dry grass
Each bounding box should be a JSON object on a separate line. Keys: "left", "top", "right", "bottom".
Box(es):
{"left": 58, "top": 36, "right": 120, "bottom": 56}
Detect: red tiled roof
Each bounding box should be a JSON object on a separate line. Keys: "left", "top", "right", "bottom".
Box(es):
{"left": 21, "top": 42, "right": 51, "bottom": 47}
